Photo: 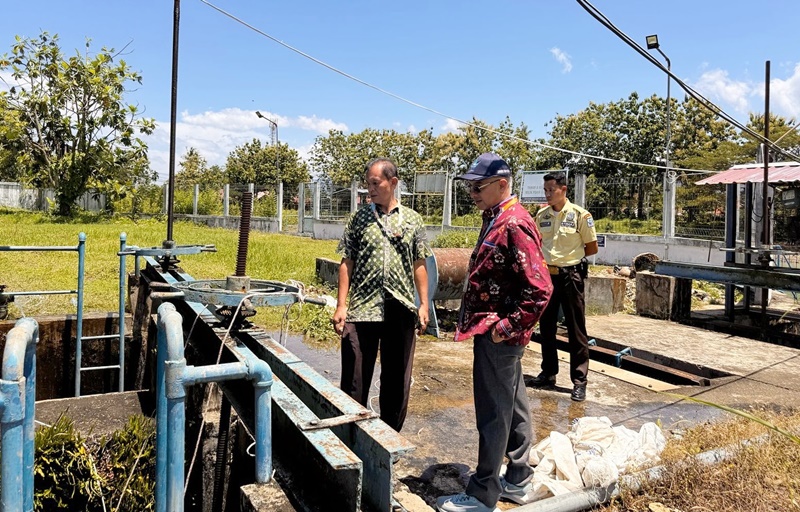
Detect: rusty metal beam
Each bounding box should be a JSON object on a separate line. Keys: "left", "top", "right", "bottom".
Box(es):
{"left": 140, "top": 261, "right": 411, "bottom": 511}
{"left": 549, "top": 334, "right": 711, "bottom": 386}
{"left": 269, "top": 379, "right": 363, "bottom": 511}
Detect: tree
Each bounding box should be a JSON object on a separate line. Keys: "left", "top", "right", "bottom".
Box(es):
{"left": 309, "top": 128, "right": 427, "bottom": 185}
{"left": 0, "top": 32, "right": 156, "bottom": 215}
{"left": 175, "top": 147, "right": 226, "bottom": 190}
{"left": 225, "top": 138, "right": 309, "bottom": 187}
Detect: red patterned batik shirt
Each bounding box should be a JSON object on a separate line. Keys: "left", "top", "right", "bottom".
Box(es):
{"left": 455, "top": 196, "right": 553, "bottom": 346}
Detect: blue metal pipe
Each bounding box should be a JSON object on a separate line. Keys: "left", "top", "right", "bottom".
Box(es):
{"left": 182, "top": 363, "right": 249, "bottom": 386}
{"left": 0, "top": 317, "right": 39, "bottom": 512}
{"left": 155, "top": 303, "right": 181, "bottom": 512}
{"left": 75, "top": 232, "right": 86, "bottom": 397}
{"left": 236, "top": 344, "right": 274, "bottom": 483}
{"left": 155, "top": 303, "right": 275, "bottom": 512}
{"left": 119, "top": 233, "right": 127, "bottom": 392}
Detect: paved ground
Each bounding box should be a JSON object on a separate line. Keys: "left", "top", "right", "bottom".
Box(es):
{"left": 281, "top": 305, "right": 800, "bottom": 511}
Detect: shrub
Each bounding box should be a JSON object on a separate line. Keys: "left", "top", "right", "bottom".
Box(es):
{"left": 432, "top": 230, "right": 479, "bottom": 248}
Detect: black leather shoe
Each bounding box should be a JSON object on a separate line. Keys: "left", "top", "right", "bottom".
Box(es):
{"left": 526, "top": 372, "right": 556, "bottom": 389}
{"left": 571, "top": 383, "right": 587, "bottom": 402}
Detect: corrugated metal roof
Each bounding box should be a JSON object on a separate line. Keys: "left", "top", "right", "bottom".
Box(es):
{"left": 697, "top": 161, "right": 800, "bottom": 185}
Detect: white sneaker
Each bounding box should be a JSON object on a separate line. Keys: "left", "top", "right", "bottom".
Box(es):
{"left": 499, "top": 475, "right": 534, "bottom": 504}
{"left": 436, "top": 493, "right": 500, "bottom": 512}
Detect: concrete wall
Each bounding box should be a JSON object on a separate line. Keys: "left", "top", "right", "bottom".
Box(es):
{"left": 592, "top": 233, "right": 726, "bottom": 267}
{"left": 175, "top": 213, "right": 279, "bottom": 233}
{"left": 312, "top": 220, "right": 727, "bottom": 267}
{"left": 0, "top": 313, "right": 133, "bottom": 399}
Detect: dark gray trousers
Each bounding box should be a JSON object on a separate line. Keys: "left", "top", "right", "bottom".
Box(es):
{"left": 465, "top": 333, "right": 533, "bottom": 507}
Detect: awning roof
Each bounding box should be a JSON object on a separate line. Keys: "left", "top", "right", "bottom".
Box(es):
{"left": 697, "top": 161, "right": 800, "bottom": 185}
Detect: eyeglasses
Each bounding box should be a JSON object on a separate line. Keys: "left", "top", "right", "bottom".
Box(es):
{"left": 468, "top": 179, "right": 501, "bottom": 194}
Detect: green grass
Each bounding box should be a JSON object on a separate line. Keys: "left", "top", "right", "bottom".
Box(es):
{"left": 0, "top": 210, "right": 339, "bottom": 332}
{"left": 593, "top": 217, "right": 661, "bottom": 235}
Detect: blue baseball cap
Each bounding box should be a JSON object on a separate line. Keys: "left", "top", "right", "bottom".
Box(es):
{"left": 456, "top": 152, "right": 512, "bottom": 181}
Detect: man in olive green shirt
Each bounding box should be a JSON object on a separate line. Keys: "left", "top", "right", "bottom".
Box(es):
{"left": 331, "top": 157, "right": 431, "bottom": 432}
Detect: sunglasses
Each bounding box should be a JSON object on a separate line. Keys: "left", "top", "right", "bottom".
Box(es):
{"left": 468, "top": 179, "right": 502, "bottom": 194}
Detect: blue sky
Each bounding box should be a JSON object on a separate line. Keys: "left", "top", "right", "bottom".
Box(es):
{"left": 3, "top": 0, "right": 800, "bottom": 182}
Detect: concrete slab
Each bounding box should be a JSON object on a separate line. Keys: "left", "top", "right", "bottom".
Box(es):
{"left": 584, "top": 313, "right": 800, "bottom": 375}
{"left": 274, "top": 309, "right": 800, "bottom": 511}
{"left": 35, "top": 390, "right": 149, "bottom": 437}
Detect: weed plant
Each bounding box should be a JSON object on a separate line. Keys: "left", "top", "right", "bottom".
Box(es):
{"left": 600, "top": 408, "right": 800, "bottom": 512}
{"left": 34, "top": 415, "right": 103, "bottom": 510}
{"left": 431, "top": 229, "right": 479, "bottom": 248}
{"left": 32, "top": 414, "right": 157, "bottom": 511}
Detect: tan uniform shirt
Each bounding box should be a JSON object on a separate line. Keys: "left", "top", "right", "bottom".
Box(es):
{"left": 535, "top": 200, "right": 597, "bottom": 267}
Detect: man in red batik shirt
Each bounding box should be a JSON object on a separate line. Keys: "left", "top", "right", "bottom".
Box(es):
{"left": 436, "top": 153, "right": 553, "bottom": 512}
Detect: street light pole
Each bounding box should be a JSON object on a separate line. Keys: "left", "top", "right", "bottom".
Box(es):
{"left": 646, "top": 34, "right": 674, "bottom": 239}
{"left": 255, "top": 111, "right": 282, "bottom": 231}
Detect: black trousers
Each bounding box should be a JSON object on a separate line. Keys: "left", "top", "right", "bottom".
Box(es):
{"left": 539, "top": 269, "right": 590, "bottom": 385}
{"left": 340, "top": 297, "right": 417, "bottom": 432}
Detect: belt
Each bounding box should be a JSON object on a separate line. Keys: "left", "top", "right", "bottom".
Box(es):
{"left": 548, "top": 264, "right": 579, "bottom": 275}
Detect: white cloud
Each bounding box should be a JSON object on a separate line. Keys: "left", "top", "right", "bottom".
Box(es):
{"left": 293, "top": 115, "right": 348, "bottom": 133}
{"left": 407, "top": 124, "right": 417, "bottom": 134}
{"left": 144, "top": 108, "right": 348, "bottom": 182}
{"left": 440, "top": 118, "right": 465, "bottom": 133}
{"left": 0, "top": 70, "right": 22, "bottom": 92}
{"left": 770, "top": 63, "right": 800, "bottom": 118}
{"left": 692, "top": 69, "right": 752, "bottom": 114}
{"left": 550, "top": 47, "right": 573, "bottom": 73}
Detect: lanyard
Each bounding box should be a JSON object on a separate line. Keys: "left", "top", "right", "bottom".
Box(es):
{"left": 371, "top": 202, "right": 403, "bottom": 238}
{"left": 478, "top": 196, "right": 518, "bottom": 245}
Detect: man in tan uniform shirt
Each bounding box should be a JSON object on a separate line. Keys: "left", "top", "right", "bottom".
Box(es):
{"left": 532, "top": 171, "right": 597, "bottom": 401}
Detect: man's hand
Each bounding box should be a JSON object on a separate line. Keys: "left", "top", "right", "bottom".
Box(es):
{"left": 417, "top": 304, "right": 429, "bottom": 336}
{"left": 490, "top": 325, "right": 504, "bottom": 344}
{"left": 331, "top": 306, "right": 347, "bottom": 336}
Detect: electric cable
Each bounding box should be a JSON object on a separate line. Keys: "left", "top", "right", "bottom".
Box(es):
{"left": 198, "top": 0, "right": 718, "bottom": 176}
{"left": 575, "top": 0, "right": 800, "bottom": 164}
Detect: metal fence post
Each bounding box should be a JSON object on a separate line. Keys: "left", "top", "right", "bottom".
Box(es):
{"left": 574, "top": 172, "right": 587, "bottom": 208}
{"left": 313, "top": 182, "right": 321, "bottom": 220}
{"left": 193, "top": 184, "right": 199, "bottom": 215}
{"left": 298, "top": 184, "right": 306, "bottom": 234}
{"left": 223, "top": 184, "right": 230, "bottom": 217}
{"left": 350, "top": 179, "right": 358, "bottom": 214}
{"left": 277, "top": 181, "right": 284, "bottom": 232}
{"left": 663, "top": 172, "right": 676, "bottom": 239}
{"left": 443, "top": 175, "right": 453, "bottom": 227}
{"left": 118, "top": 233, "right": 127, "bottom": 392}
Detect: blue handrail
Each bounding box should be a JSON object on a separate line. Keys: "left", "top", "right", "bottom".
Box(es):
{"left": 0, "top": 233, "right": 87, "bottom": 397}
{"left": 0, "top": 317, "right": 39, "bottom": 512}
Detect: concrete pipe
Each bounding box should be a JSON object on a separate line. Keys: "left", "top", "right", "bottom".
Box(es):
{"left": 431, "top": 248, "right": 472, "bottom": 301}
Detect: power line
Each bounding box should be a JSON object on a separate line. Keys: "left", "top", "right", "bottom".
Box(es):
{"left": 575, "top": 0, "right": 800, "bottom": 164}
{"left": 200, "top": 0, "right": 718, "bottom": 175}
